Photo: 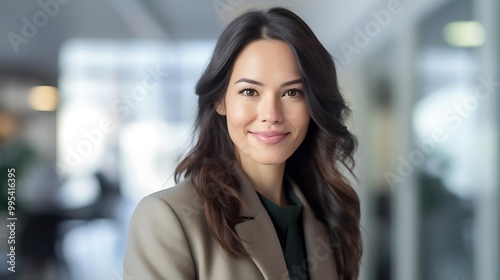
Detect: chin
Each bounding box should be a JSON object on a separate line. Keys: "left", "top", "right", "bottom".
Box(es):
{"left": 235, "top": 143, "right": 295, "bottom": 166}
{"left": 251, "top": 154, "right": 290, "bottom": 165}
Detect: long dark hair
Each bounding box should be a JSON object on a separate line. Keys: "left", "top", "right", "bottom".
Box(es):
{"left": 174, "top": 7, "right": 362, "bottom": 279}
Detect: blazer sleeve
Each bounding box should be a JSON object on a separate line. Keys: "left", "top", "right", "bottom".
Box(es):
{"left": 124, "top": 194, "right": 196, "bottom": 279}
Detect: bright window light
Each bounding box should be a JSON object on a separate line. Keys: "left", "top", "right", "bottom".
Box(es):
{"left": 443, "top": 21, "right": 485, "bottom": 48}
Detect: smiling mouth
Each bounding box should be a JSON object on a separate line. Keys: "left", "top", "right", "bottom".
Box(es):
{"left": 250, "top": 132, "right": 290, "bottom": 144}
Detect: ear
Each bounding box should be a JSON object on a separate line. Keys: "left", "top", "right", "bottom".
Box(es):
{"left": 215, "top": 101, "right": 226, "bottom": 116}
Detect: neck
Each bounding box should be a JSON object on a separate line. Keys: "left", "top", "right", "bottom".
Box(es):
{"left": 239, "top": 158, "right": 287, "bottom": 207}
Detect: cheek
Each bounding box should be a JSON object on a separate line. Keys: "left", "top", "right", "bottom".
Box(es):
{"left": 287, "top": 104, "right": 311, "bottom": 130}
{"left": 225, "top": 99, "right": 253, "bottom": 134}
{"left": 296, "top": 116, "right": 311, "bottom": 135}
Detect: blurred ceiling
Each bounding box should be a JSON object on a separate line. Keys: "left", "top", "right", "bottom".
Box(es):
{"left": 0, "top": 0, "right": 445, "bottom": 85}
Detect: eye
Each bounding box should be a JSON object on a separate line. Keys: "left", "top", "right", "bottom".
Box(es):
{"left": 283, "top": 88, "right": 303, "bottom": 97}
{"left": 239, "top": 88, "right": 258, "bottom": 97}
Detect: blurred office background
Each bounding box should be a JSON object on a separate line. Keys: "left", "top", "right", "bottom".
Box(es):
{"left": 0, "top": 0, "right": 498, "bottom": 279}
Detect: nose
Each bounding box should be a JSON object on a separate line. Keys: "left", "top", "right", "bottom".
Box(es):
{"left": 259, "top": 93, "right": 284, "bottom": 123}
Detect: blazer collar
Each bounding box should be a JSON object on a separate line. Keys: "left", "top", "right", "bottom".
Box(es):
{"left": 234, "top": 168, "right": 338, "bottom": 280}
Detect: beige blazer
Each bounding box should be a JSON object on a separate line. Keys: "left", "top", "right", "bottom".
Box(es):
{"left": 124, "top": 168, "right": 338, "bottom": 280}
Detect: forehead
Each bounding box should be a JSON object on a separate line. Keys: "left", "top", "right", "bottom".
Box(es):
{"left": 230, "top": 39, "right": 300, "bottom": 83}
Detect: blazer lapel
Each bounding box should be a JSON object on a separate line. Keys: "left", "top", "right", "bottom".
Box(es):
{"left": 288, "top": 177, "right": 339, "bottom": 280}
{"left": 234, "top": 168, "right": 289, "bottom": 279}
{"left": 234, "top": 168, "right": 338, "bottom": 280}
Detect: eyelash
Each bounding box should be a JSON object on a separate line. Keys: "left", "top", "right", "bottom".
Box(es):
{"left": 238, "top": 87, "right": 304, "bottom": 98}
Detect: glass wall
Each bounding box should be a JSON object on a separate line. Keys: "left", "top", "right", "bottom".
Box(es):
{"left": 54, "top": 40, "right": 214, "bottom": 280}
{"left": 353, "top": 0, "right": 499, "bottom": 279}
{"left": 415, "top": 0, "right": 478, "bottom": 278}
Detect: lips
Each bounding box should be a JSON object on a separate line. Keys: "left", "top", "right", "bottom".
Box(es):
{"left": 250, "top": 131, "right": 290, "bottom": 144}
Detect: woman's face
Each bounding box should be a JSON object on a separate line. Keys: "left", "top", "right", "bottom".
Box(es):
{"left": 216, "top": 39, "right": 310, "bottom": 167}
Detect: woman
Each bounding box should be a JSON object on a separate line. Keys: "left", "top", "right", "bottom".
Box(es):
{"left": 124, "top": 7, "right": 362, "bottom": 280}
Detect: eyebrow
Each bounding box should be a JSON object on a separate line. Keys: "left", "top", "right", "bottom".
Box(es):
{"left": 235, "top": 78, "right": 302, "bottom": 87}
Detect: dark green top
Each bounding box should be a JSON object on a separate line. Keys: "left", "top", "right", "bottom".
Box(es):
{"left": 256, "top": 179, "right": 310, "bottom": 280}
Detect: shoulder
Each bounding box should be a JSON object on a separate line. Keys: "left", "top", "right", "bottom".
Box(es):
{"left": 125, "top": 178, "right": 199, "bottom": 278}
{"left": 147, "top": 177, "right": 198, "bottom": 205}
{"left": 133, "top": 177, "right": 206, "bottom": 228}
